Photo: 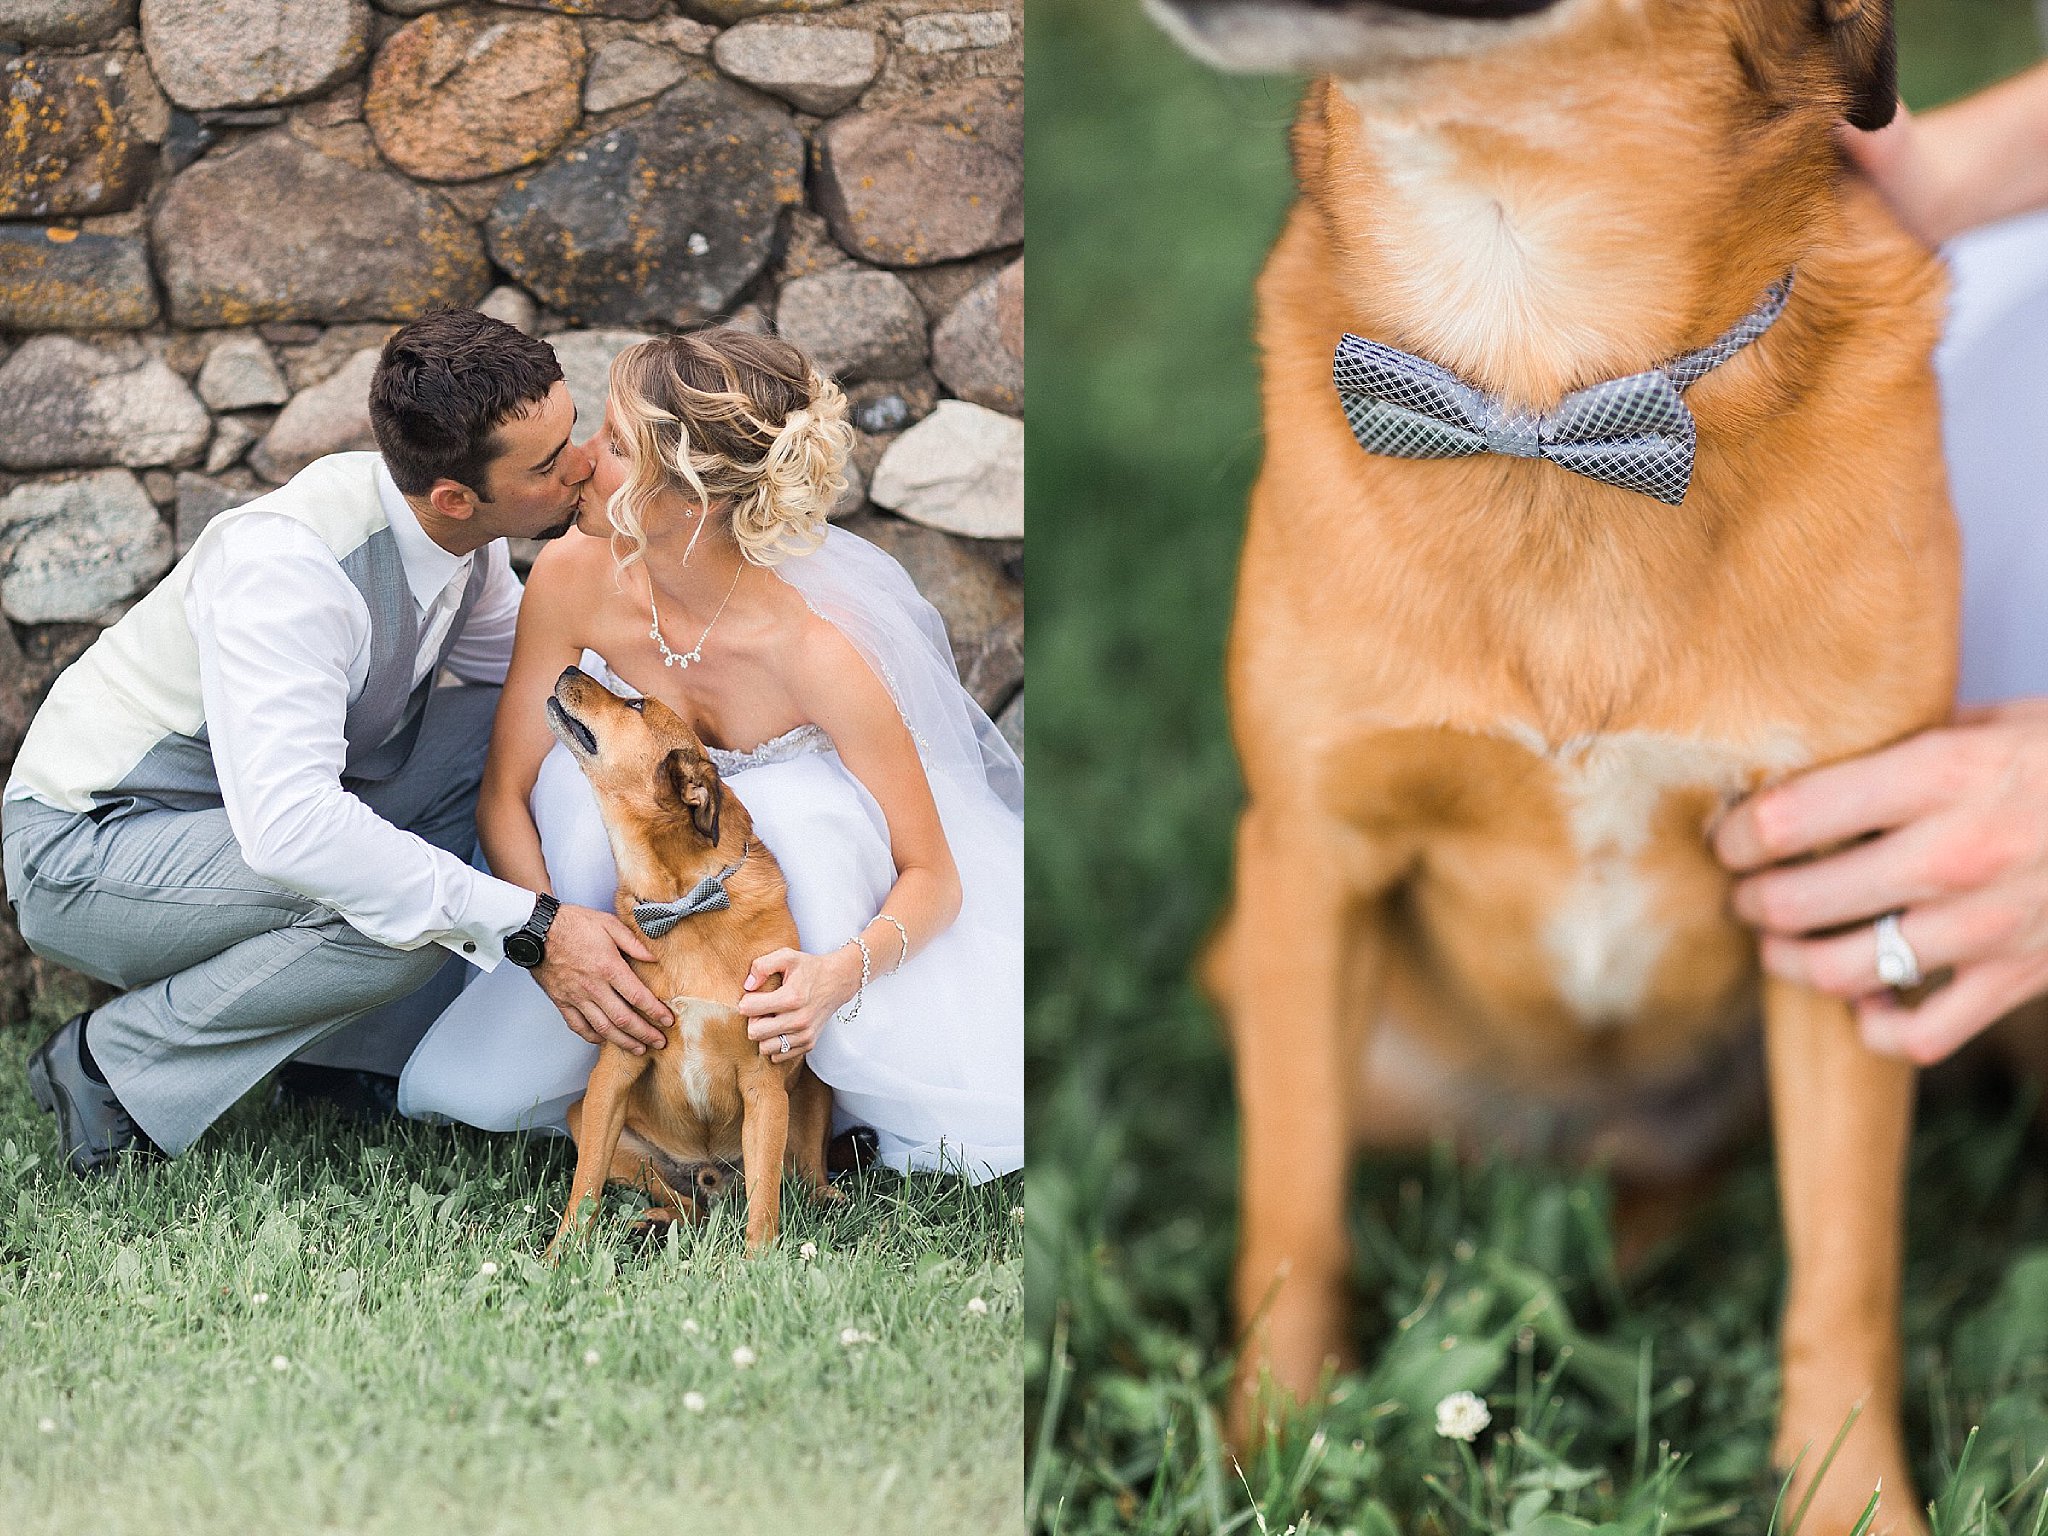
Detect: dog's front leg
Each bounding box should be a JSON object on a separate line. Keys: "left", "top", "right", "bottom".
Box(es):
{"left": 1763, "top": 974, "right": 1925, "bottom": 1536}
{"left": 547, "top": 1046, "right": 651, "bottom": 1262}
{"left": 738, "top": 1077, "right": 791, "bottom": 1254}
{"left": 1223, "top": 802, "right": 1388, "bottom": 1447}
{"left": 787, "top": 1067, "right": 841, "bottom": 1203}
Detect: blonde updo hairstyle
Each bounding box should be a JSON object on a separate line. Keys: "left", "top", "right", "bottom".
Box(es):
{"left": 603, "top": 328, "right": 853, "bottom": 571}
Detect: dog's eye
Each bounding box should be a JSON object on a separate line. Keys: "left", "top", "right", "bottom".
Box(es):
{"left": 626, "top": 698, "right": 646, "bottom": 713}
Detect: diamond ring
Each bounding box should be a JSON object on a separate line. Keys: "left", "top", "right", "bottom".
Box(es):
{"left": 1873, "top": 911, "right": 1922, "bottom": 990}
{"left": 778, "top": 1032, "right": 791, "bottom": 1056}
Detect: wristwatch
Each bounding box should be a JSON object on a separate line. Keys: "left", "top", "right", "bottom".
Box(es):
{"left": 504, "top": 893, "right": 560, "bottom": 970}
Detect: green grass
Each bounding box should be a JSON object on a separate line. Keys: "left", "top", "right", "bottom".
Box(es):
{"left": 1024, "top": 1, "right": 2048, "bottom": 1530}
{"left": 0, "top": 991, "right": 1022, "bottom": 1535}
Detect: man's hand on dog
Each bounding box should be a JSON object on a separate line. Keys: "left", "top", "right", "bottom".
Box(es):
{"left": 738, "top": 946, "right": 862, "bottom": 1063}
{"left": 533, "top": 904, "right": 672, "bottom": 1054}
{"left": 1716, "top": 699, "right": 2048, "bottom": 1065}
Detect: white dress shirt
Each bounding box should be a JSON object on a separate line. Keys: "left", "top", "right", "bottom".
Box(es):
{"left": 181, "top": 462, "right": 534, "bottom": 968}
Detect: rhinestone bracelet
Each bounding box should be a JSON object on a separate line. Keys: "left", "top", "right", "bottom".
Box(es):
{"left": 839, "top": 934, "right": 872, "bottom": 1023}
{"left": 877, "top": 912, "right": 910, "bottom": 973}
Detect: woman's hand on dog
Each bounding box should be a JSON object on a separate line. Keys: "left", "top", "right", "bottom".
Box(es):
{"left": 738, "top": 945, "right": 862, "bottom": 1062}
{"left": 1715, "top": 699, "right": 2048, "bottom": 1065}
{"left": 533, "top": 903, "right": 673, "bottom": 1054}
{"left": 1838, "top": 62, "right": 2048, "bottom": 247}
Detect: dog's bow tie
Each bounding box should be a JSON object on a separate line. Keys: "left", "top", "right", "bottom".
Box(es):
{"left": 632, "top": 840, "right": 750, "bottom": 939}
{"left": 1332, "top": 275, "right": 1792, "bottom": 506}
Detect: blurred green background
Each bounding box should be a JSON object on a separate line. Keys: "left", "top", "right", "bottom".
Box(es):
{"left": 1027, "top": 1, "right": 2048, "bottom": 1530}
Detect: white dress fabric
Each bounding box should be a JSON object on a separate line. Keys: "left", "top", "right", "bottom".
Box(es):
{"left": 1938, "top": 206, "right": 2048, "bottom": 706}
{"left": 399, "top": 528, "right": 1024, "bottom": 1183}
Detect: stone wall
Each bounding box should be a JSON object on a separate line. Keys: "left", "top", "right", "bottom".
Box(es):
{"left": 0, "top": 0, "right": 1024, "bottom": 1023}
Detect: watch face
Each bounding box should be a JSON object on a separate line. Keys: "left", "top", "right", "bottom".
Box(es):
{"left": 506, "top": 931, "right": 544, "bottom": 968}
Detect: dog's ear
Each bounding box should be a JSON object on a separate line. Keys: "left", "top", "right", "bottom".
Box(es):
{"left": 662, "top": 749, "right": 723, "bottom": 844}
{"left": 1818, "top": 0, "right": 1897, "bottom": 131}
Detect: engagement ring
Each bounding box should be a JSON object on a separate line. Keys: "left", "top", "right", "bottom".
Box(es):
{"left": 1874, "top": 911, "right": 1922, "bottom": 990}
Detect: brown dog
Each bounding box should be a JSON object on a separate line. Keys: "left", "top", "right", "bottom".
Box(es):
{"left": 542, "top": 665, "right": 836, "bottom": 1257}
{"left": 1148, "top": 1, "right": 1952, "bottom": 1529}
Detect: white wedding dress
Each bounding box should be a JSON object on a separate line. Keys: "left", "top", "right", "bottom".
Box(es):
{"left": 398, "top": 528, "right": 1024, "bottom": 1183}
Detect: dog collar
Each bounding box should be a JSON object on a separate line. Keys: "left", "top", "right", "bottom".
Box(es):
{"left": 1332, "top": 272, "right": 1794, "bottom": 505}
{"left": 631, "top": 837, "right": 751, "bottom": 939}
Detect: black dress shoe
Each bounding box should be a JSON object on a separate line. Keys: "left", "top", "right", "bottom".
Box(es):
{"left": 26, "top": 1013, "right": 160, "bottom": 1177}
{"left": 827, "top": 1125, "right": 880, "bottom": 1178}
{"left": 270, "top": 1063, "right": 400, "bottom": 1124}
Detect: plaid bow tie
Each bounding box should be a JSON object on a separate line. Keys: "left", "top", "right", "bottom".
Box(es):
{"left": 1332, "top": 275, "right": 1792, "bottom": 506}
{"left": 632, "top": 841, "right": 749, "bottom": 939}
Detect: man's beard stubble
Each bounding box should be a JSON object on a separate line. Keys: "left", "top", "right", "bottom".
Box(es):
{"left": 532, "top": 486, "right": 587, "bottom": 542}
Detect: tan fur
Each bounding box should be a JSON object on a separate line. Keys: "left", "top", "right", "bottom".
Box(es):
{"left": 543, "top": 667, "right": 836, "bottom": 1259}
{"left": 1213, "top": 4, "right": 1953, "bottom": 1530}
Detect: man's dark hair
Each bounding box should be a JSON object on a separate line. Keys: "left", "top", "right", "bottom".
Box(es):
{"left": 368, "top": 310, "right": 564, "bottom": 497}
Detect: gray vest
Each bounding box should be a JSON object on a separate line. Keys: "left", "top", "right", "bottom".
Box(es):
{"left": 97, "top": 525, "right": 490, "bottom": 813}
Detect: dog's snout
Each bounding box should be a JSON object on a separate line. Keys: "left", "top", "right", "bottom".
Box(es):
{"left": 1299, "top": 0, "right": 1559, "bottom": 13}
{"left": 1149, "top": 0, "right": 1567, "bottom": 76}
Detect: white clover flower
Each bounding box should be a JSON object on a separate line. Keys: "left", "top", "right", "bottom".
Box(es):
{"left": 966, "top": 1296, "right": 989, "bottom": 1315}
{"left": 682, "top": 1391, "right": 706, "bottom": 1413}
{"left": 478, "top": 1262, "right": 498, "bottom": 1277}
{"left": 582, "top": 1348, "right": 601, "bottom": 1367}
{"left": 799, "top": 1242, "right": 818, "bottom": 1261}
{"left": 1434, "top": 1391, "right": 1490, "bottom": 1442}
{"left": 250, "top": 1292, "right": 268, "bottom": 1306}
{"left": 731, "top": 1346, "right": 756, "bottom": 1369}
{"left": 682, "top": 1318, "right": 700, "bottom": 1335}
{"left": 270, "top": 1356, "right": 290, "bottom": 1373}
{"left": 521, "top": 1204, "right": 534, "bottom": 1215}
{"left": 838, "top": 1327, "right": 876, "bottom": 1347}
{"left": 37, "top": 1418, "right": 55, "bottom": 1433}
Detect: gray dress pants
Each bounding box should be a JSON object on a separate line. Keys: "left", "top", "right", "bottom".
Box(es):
{"left": 0, "top": 683, "right": 502, "bottom": 1156}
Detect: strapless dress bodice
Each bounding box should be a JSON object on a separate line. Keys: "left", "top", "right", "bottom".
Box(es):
{"left": 706, "top": 723, "right": 833, "bottom": 776}
{"left": 579, "top": 649, "right": 832, "bottom": 777}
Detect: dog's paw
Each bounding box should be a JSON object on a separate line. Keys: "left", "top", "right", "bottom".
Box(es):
{"left": 1772, "top": 1414, "right": 1926, "bottom": 1536}
{"left": 1777, "top": 1478, "right": 1928, "bottom": 1536}
{"left": 1225, "top": 1263, "right": 1357, "bottom": 1453}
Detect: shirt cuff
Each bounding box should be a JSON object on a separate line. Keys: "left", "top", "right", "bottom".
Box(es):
{"left": 439, "top": 875, "right": 543, "bottom": 971}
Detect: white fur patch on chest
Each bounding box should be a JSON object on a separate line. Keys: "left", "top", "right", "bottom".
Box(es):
{"left": 1497, "top": 724, "right": 1807, "bottom": 1025}
{"left": 1351, "top": 114, "right": 1598, "bottom": 385}
{"left": 672, "top": 1000, "right": 716, "bottom": 1119}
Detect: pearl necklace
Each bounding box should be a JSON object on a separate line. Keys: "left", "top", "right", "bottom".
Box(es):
{"left": 649, "top": 562, "right": 744, "bottom": 670}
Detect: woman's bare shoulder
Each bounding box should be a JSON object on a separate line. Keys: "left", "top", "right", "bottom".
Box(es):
{"left": 770, "top": 589, "right": 898, "bottom": 732}
{"left": 525, "top": 529, "right": 621, "bottom": 612}
{"left": 763, "top": 575, "right": 854, "bottom": 667}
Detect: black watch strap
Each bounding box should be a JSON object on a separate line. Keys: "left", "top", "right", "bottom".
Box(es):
{"left": 506, "top": 892, "right": 560, "bottom": 969}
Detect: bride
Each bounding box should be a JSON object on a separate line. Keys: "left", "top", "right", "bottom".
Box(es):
{"left": 399, "top": 328, "right": 1023, "bottom": 1181}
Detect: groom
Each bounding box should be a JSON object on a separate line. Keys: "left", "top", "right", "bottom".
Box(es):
{"left": 1, "top": 309, "right": 673, "bottom": 1176}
